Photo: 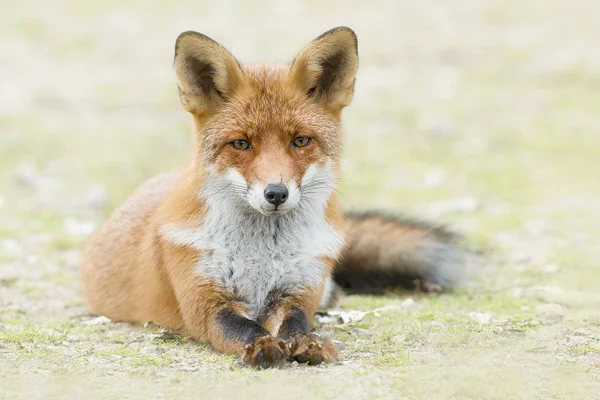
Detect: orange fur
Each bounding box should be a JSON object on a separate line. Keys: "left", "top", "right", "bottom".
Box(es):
{"left": 80, "top": 26, "right": 470, "bottom": 368}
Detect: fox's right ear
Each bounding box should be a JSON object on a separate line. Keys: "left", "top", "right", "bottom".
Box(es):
{"left": 174, "top": 31, "right": 245, "bottom": 116}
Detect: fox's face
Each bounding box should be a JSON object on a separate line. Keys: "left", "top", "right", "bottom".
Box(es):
{"left": 174, "top": 28, "right": 358, "bottom": 216}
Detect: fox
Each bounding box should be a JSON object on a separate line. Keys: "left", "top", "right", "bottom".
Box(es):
{"left": 80, "top": 26, "right": 471, "bottom": 368}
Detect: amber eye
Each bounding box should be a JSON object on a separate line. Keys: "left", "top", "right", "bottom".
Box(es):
{"left": 230, "top": 140, "right": 251, "bottom": 151}
{"left": 292, "top": 137, "right": 312, "bottom": 148}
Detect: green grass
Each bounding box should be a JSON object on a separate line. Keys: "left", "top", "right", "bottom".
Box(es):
{"left": 372, "top": 351, "right": 411, "bottom": 368}
{"left": 0, "top": 324, "right": 71, "bottom": 344}
{"left": 129, "top": 354, "right": 173, "bottom": 367}
{"left": 94, "top": 347, "right": 139, "bottom": 358}
{"left": 569, "top": 344, "right": 600, "bottom": 356}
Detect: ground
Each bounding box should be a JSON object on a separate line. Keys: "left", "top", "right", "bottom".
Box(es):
{"left": 1, "top": 0, "right": 599, "bottom": 399}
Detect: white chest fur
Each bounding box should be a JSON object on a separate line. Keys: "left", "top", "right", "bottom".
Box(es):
{"left": 163, "top": 203, "right": 345, "bottom": 319}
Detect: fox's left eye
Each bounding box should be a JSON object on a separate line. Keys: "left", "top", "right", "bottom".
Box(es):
{"left": 292, "top": 137, "right": 312, "bottom": 148}
{"left": 230, "top": 140, "right": 251, "bottom": 151}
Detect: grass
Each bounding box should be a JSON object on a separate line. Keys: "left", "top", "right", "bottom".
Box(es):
{"left": 94, "top": 347, "right": 139, "bottom": 359}
{"left": 0, "top": 324, "right": 71, "bottom": 344}
{"left": 1, "top": 0, "right": 600, "bottom": 398}
{"left": 129, "top": 354, "right": 173, "bottom": 367}
{"left": 569, "top": 345, "right": 600, "bottom": 356}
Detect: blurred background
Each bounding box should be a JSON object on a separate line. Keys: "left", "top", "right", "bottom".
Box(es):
{"left": 1, "top": 0, "right": 599, "bottom": 398}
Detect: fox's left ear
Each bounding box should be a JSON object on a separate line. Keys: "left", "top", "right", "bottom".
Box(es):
{"left": 290, "top": 27, "right": 358, "bottom": 112}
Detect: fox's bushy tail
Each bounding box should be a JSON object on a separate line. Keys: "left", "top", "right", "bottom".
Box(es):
{"left": 335, "top": 211, "right": 474, "bottom": 294}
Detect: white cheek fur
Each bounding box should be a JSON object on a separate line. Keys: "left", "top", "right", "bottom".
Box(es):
{"left": 224, "top": 168, "right": 248, "bottom": 188}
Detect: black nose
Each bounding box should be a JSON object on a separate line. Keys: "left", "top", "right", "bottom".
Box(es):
{"left": 264, "top": 183, "right": 289, "bottom": 206}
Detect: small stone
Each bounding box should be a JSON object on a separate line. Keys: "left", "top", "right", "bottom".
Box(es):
{"left": 316, "top": 315, "right": 338, "bottom": 324}
{"left": 338, "top": 310, "right": 367, "bottom": 324}
{"left": 430, "top": 321, "right": 446, "bottom": 328}
{"left": 425, "top": 169, "right": 447, "bottom": 188}
{"left": 64, "top": 217, "right": 96, "bottom": 237}
{"left": 141, "top": 346, "right": 155, "bottom": 354}
{"left": 468, "top": 312, "right": 493, "bottom": 325}
{"left": 84, "top": 186, "right": 109, "bottom": 210}
{"left": 1, "top": 239, "right": 23, "bottom": 257}
{"left": 15, "top": 161, "right": 40, "bottom": 186}
{"left": 402, "top": 298, "right": 416, "bottom": 308}
{"left": 535, "top": 303, "right": 564, "bottom": 325}
{"left": 83, "top": 316, "right": 112, "bottom": 325}
{"left": 392, "top": 335, "right": 406, "bottom": 343}
{"left": 25, "top": 255, "right": 39, "bottom": 265}
{"left": 540, "top": 264, "right": 561, "bottom": 274}
{"left": 373, "top": 305, "right": 403, "bottom": 316}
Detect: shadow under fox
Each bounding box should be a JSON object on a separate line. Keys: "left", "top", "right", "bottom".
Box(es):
{"left": 80, "top": 27, "right": 471, "bottom": 368}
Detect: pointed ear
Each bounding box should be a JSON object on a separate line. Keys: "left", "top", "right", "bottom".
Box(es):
{"left": 174, "top": 31, "right": 245, "bottom": 116}
{"left": 289, "top": 27, "right": 358, "bottom": 112}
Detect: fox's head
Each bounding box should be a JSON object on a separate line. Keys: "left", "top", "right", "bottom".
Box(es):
{"left": 174, "top": 27, "right": 358, "bottom": 216}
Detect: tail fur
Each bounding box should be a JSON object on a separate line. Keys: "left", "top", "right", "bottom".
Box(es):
{"left": 335, "top": 210, "right": 473, "bottom": 294}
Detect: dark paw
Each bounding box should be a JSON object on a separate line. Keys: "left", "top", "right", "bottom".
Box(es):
{"left": 242, "top": 335, "right": 290, "bottom": 369}
{"left": 288, "top": 334, "right": 339, "bottom": 365}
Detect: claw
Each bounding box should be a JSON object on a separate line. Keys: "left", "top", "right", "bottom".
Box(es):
{"left": 288, "top": 334, "right": 340, "bottom": 365}
{"left": 241, "top": 335, "right": 289, "bottom": 368}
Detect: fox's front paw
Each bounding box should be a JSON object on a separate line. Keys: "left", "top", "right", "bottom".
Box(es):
{"left": 242, "top": 335, "right": 290, "bottom": 369}
{"left": 288, "top": 334, "right": 339, "bottom": 365}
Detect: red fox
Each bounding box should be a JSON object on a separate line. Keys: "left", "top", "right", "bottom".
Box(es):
{"left": 80, "top": 27, "right": 470, "bottom": 368}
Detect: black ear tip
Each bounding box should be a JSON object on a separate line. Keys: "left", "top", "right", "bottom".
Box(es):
{"left": 174, "top": 31, "right": 220, "bottom": 54}
{"left": 315, "top": 26, "right": 358, "bottom": 51}
{"left": 175, "top": 31, "right": 199, "bottom": 58}
{"left": 176, "top": 30, "right": 201, "bottom": 44}
{"left": 333, "top": 26, "right": 357, "bottom": 39}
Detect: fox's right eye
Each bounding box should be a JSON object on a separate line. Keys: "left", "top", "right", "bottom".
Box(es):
{"left": 230, "top": 140, "right": 251, "bottom": 151}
